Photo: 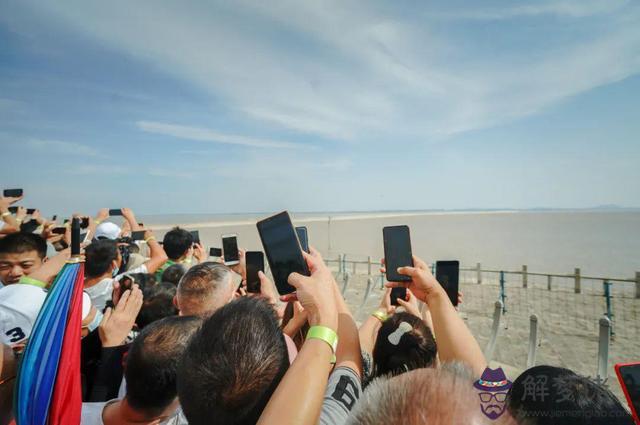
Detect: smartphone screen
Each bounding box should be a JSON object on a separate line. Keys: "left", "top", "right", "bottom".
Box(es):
{"left": 8, "top": 206, "right": 18, "bottom": 214}
{"left": 383, "top": 225, "right": 413, "bottom": 283}
{"left": 52, "top": 215, "right": 57, "bottom": 221}
{"left": 20, "top": 220, "right": 39, "bottom": 234}
{"left": 108, "top": 209, "right": 123, "bottom": 216}
{"left": 616, "top": 363, "right": 640, "bottom": 423}
{"left": 209, "top": 247, "right": 222, "bottom": 257}
{"left": 26, "top": 208, "right": 36, "bottom": 215}
{"left": 436, "top": 261, "right": 460, "bottom": 306}
{"left": 3, "top": 189, "right": 23, "bottom": 197}
{"left": 257, "top": 211, "right": 309, "bottom": 295}
{"left": 80, "top": 217, "right": 90, "bottom": 229}
{"left": 190, "top": 230, "right": 200, "bottom": 245}
{"left": 222, "top": 235, "right": 239, "bottom": 265}
{"left": 295, "top": 226, "right": 309, "bottom": 253}
{"left": 131, "top": 230, "right": 146, "bottom": 241}
{"left": 246, "top": 251, "right": 265, "bottom": 293}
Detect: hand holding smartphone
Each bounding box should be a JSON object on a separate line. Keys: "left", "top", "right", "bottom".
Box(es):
{"left": 190, "top": 230, "right": 201, "bottom": 245}
{"left": 245, "top": 251, "right": 265, "bottom": 293}
{"left": 222, "top": 234, "right": 239, "bottom": 266}
{"left": 257, "top": 211, "right": 309, "bottom": 295}
{"left": 383, "top": 225, "right": 413, "bottom": 305}
{"left": 436, "top": 261, "right": 460, "bottom": 306}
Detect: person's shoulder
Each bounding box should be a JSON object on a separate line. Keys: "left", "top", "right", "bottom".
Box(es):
{"left": 81, "top": 401, "right": 108, "bottom": 425}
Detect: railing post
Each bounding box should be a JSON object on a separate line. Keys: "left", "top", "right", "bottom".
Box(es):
{"left": 352, "top": 259, "right": 357, "bottom": 275}
{"left": 574, "top": 268, "right": 581, "bottom": 294}
{"left": 341, "top": 272, "right": 350, "bottom": 295}
{"left": 342, "top": 254, "right": 347, "bottom": 276}
{"left": 367, "top": 256, "right": 372, "bottom": 276}
{"left": 338, "top": 254, "right": 343, "bottom": 274}
{"left": 636, "top": 271, "right": 640, "bottom": 299}
{"left": 499, "top": 271, "right": 507, "bottom": 313}
{"left": 522, "top": 265, "right": 528, "bottom": 288}
{"left": 547, "top": 275, "right": 552, "bottom": 291}
{"left": 359, "top": 277, "right": 374, "bottom": 309}
{"left": 431, "top": 263, "right": 435, "bottom": 274}
{"left": 484, "top": 300, "right": 504, "bottom": 363}
{"left": 603, "top": 280, "right": 614, "bottom": 336}
{"left": 596, "top": 316, "right": 611, "bottom": 385}
{"left": 477, "top": 262, "right": 482, "bottom": 284}
{"left": 527, "top": 314, "right": 539, "bottom": 369}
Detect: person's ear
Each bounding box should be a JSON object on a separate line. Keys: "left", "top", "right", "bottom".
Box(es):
{"left": 173, "top": 295, "right": 180, "bottom": 311}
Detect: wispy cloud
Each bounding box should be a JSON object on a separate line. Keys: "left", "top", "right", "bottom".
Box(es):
{"left": 26, "top": 139, "right": 102, "bottom": 157}
{"left": 136, "top": 121, "right": 303, "bottom": 149}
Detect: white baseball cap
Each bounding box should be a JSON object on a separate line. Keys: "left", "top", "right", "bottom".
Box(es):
{"left": 95, "top": 222, "right": 121, "bottom": 240}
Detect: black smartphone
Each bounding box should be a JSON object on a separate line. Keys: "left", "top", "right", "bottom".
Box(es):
{"left": 52, "top": 215, "right": 57, "bottom": 221}
{"left": 246, "top": 251, "right": 265, "bottom": 293}
{"left": 222, "top": 234, "right": 239, "bottom": 266}
{"left": 131, "top": 230, "right": 146, "bottom": 241}
{"left": 26, "top": 208, "right": 36, "bottom": 215}
{"left": 64, "top": 219, "right": 69, "bottom": 224}
{"left": 256, "top": 211, "right": 309, "bottom": 295}
{"left": 190, "top": 230, "right": 200, "bottom": 245}
{"left": 20, "top": 220, "right": 39, "bottom": 233}
{"left": 383, "top": 225, "right": 413, "bottom": 305}
{"left": 51, "top": 227, "right": 66, "bottom": 235}
{"left": 108, "top": 209, "right": 123, "bottom": 216}
{"left": 80, "top": 217, "right": 90, "bottom": 229}
{"left": 119, "top": 274, "right": 134, "bottom": 293}
{"left": 209, "top": 247, "right": 222, "bottom": 257}
{"left": 436, "top": 260, "right": 460, "bottom": 306}
{"left": 8, "top": 206, "right": 18, "bottom": 214}
{"left": 295, "top": 226, "right": 310, "bottom": 253}
{"left": 615, "top": 363, "right": 640, "bottom": 424}
{"left": 3, "top": 189, "right": 23, "bottom": 197}
{"left": 138, "top": 222, "right": 144, "bottom": 226}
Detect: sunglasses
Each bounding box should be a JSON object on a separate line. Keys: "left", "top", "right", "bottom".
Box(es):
{"left": 478, "top": 392, "right": 507, "bottom": 403}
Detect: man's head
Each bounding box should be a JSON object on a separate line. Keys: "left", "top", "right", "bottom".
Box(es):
{"left": 162, "top": 228, "right": 193, "bottom": 261}
{"left": 347, "top": 367, "right": 496, "bottom": 425}
{"left": 373, "top": 312, "right": 437, "bottom": 379}
{"left": 84, "top": 240, "right": 121, "bottom": 279}
{"left": 161, "top": 263, "right": 186, "bottom": 286}
{"left": 177, "top": 297, "right": 289, "bottom": 425}
{"left": 507, "top": 365, "right": 633, "bottom": 425}
{"left": 176, "top": 262, "right": 236, "bottom": 317}
{"left": 124, "top": 316, "right": 202, "bottom": 419}
{"left": 0, "top": 233, "right": 47, "bottom": 285}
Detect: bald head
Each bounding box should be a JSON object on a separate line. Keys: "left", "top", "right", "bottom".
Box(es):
{"left": 347, "top": 367, "right": 515, "bottom": 425}
{"left": 176, "top": 262, "right": 236, "bottom": 317}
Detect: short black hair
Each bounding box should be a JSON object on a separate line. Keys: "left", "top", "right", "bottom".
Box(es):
{"left": 136, "top": 293, "right": 179, "bottom": 329}
{"left": 373, "top": 312, "right": 437, "bottom": 379}
{"left": 162, "top": 227, "right": 193, "bottom": 260}
{"left": 125, "top": 316, "right": 202, "bottom": 416}
{"left": 507, "top": 365, "right": 633, "bottom": 425}
{"left": 161, "top": 263, "right": 187, "bottom": 286}
{"left": 177, "top": 297, "right": 289, "bottom": 425}
{"left": 0, "top": 232, "right": 47, "bottom": 259}
{"left": 84, "top": 240, "right": 119, "bottom": 278}
{"left": 127, "top": 272, "right": 158, "bottom": 296}
{"left": 145, "top": 281, "right": 177, "bottom": 299}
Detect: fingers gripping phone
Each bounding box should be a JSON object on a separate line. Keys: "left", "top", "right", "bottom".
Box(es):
{"left": 257, "top": 211, "right": 309, "bottom": 295}
{"left": 436, "top": 261, "right": 460, "bottom": 307}
{"left": 222, "top": 234, "right": 239, "bottom": 266}
{"left": 246, "top": 251, "right": 265, "bottom": 293}
{"left": 383, "top": 225, "right": 413, "bottom": 305}
{"left": 295, "top": 226, "right": 310, "bottom": 253}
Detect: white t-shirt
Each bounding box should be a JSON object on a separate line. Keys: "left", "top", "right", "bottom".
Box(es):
{"left": 81, "top": 400, "right": 188, "bottom": 424}
{"left": 0, "top": 284, "right": 93, "bottom": 347}
{"left": 84, "top": 265, "right": 148, "bottom": 311}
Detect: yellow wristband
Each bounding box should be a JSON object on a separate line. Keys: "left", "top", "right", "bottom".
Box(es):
{"left": 16, "top": 218, "right": 23, "bottom": 223}
{"left": 306, "top": 326, "right": 338, "bottom": 364}
{"left": 95, "top": 219, "right": 102, "bottom": 225}
{"left": 1, "top": 212, "right": 10, "bottom": 218}
{"left": 144, "top": 236, "right": 156, "bottom": 243}
{"left": 372, "top": 310, "right": 389, "bottom": 323}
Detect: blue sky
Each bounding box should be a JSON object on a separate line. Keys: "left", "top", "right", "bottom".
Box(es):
{"left": 1, "top": 0, "right": 639, "bottom": 215}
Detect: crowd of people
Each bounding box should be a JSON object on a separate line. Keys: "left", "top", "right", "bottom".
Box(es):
{"left": 0, "top": 193, "right": 636, "bottom": 424}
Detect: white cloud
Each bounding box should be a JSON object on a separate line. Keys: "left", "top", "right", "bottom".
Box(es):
{"left": 26, "top": 139, "right": 101, "bottom": 157}
{"left": 8, "top": 1, "right": 640, "bottom": 141}
{"left": 136, "top": 121, "right": 303, "bottom": 149}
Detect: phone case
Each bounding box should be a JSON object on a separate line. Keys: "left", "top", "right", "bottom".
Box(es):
{"left": 383, "top": 225, "right": 413, "bottom": 282}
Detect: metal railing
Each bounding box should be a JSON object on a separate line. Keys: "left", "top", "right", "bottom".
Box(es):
{"left": 325, "top": 254, "right": 638, "bottom": 394}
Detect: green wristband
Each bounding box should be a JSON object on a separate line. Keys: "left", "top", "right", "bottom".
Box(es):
{"left": 307, "top": 325, "right": 338, "bottom": 364}
{"left": 19, "top": 275, "right": 47, "bottom": 288}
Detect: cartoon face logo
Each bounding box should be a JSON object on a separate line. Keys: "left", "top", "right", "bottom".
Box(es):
{"left": 474, "top": 367, "right": 512, "bottom": 420}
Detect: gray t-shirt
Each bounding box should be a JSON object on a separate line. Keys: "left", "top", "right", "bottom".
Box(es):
{"left": 81, "top": 400, "right": 188, "bottom": 424}
{"left": 319, "top": 367, "right": 362, "bottom": 425}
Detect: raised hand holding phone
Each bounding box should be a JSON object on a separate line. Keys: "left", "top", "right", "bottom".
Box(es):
{"left": 382, "top": 255, "right": 442, "bottom": 304}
